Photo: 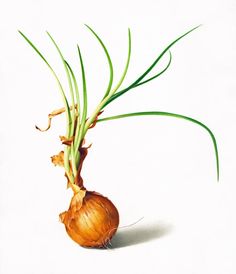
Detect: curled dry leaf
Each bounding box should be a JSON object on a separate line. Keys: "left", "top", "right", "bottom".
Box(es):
{"left": 88, "top": 111, "right": 104, "bottom": 129}
{"left": 59, "top": 135, "right": 74, "bottom": 146}
{"left": 36, "top": 105, "right": 78, "bottom": 132}
{"left": 70, "top": 188, "right": 87, "bottom": 213}
{"left": 51, "top": 151, "right": 64, "bottom": 166}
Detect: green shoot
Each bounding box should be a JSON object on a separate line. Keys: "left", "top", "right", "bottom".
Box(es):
{"left": 74, "top": 45, "right": 88, "bottom": 166}
{"left": 85, "top": 25, "right": 114, "bottom": 99}
{"left": 82, "top": 28, "right": 131, "bottom": 136}
{"left": 104, "top": 25, "right": 201, "bottom": 107}
{"left": 108, "top": 28, "right": 132, "bottom": 94}
{"left": 19, "top": 24, "right": 219, "bottom": 185}
{"left": 46, "top": 32, "right": 78, "bottom": 179}
{"left": 97, "top": 111, "right": 219, "bottom": 181}
{"left": 46, "top": 32, "right": 76, "bottom": 138}
{"left": 64, "top": 61, "right": 81, "bottom": 122}
{"left": 135, "top": 51, "right": 172, "bottom": 87}
{"left": 18, "top": 30, "right": 73, "bottom": 182}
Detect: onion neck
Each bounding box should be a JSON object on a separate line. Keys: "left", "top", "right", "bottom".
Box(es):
{"left": 74, "top": 142, "right": 90, "bottom": 189}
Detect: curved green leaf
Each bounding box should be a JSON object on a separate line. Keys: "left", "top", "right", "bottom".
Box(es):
{"left": 104, "top": 51, "right": 172, "bottom": 107}
{"left": 74, "top": 45, "right": 88, "bottom": 158}
{"left": 135, "top": 51, "right": 172, "bottom": 87}
{"left": 85, "top": 24, "right": 113, "bottom": 98}
{"left": 18, "top": 31, "right": 71, "bottom": 135}
{"left": 104, "top": 25, "right": 201, "bottom": 107}
{"left": 18, "top": 30, "right": 73, "bottom": 182}
{"left": 77, "top": 45, "right": 87, "bottom": 124}
{"left": 65, "top": 60, "right": 81, "bottom": 121}
{"left": 46, "top": 32, "right": 76, "bottom": 137}
{"left": 110, "top": 28, "right": 132, "bottom": 95}
{"left": 97, "top": 111, "right": 219, "bottom": 181}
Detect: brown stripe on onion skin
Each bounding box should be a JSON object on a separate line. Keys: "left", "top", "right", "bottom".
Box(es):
{"left": 60, "top": 191, "right": 119, "bottom": 248}
{"left": 81, "top": 198, "right": 103, "bottom": 241}
{"left": 80, "top": 210, "right": 99, "bottom": 242}
{"left": 85, "top": 199, "right": 106, "bottom": 237}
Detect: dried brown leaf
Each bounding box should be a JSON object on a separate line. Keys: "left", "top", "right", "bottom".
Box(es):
{"left": 59, "top": 135, "right": 74, "bottom": 146}
{"left": 36, "top": 104, "right": 78, "bottom": 132}
{"left": 89, "top": 111, "right": 104, "bottom": 129}
{"left": 51, "top": 151, "right": 64, "bottom": 166}
{"left": 70, "top": 188, "right": 86, "bottom": 213}
{"left": 75, "top": 141, "right": 92, "bottom": 187}
{"left": 59, "top": 188, "right": 86, "bottom": 224}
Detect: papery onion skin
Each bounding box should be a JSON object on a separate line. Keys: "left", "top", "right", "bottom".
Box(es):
{"left": 60, "top": 191, "right": 119, "bottom": 248}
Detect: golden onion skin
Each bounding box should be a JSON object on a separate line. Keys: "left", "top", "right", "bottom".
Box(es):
{"left": 60, "top": 191, "right": 119, "bottom": 248}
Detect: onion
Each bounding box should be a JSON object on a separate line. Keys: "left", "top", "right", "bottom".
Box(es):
{"left": 60, "top": 190, "right": 119, "bottom": 248}
{"left": 19, "top": 25, "right": 219, "bottom": 248}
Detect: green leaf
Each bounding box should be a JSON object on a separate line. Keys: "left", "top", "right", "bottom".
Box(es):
{"left": 82, "top": 28, "right": 132, "bottom": 136}
{"left": 104, "top": 51, "right": 172, "bottom": 107}
{"left": 18, "top": 30, "right": 52, "bottom": 68}
{"left": 97, "top": 111, "right": 219, "bottom": 181}
{"left": 109, "top": 28, "right": 132, "bottom": 95}
{"left": 18, "top": 31, "right": 71, "bottom": 135}
{"left": 85, "top": 24, "right": 113, "bottom": 98}
{"left": 46, "top": 32, "right": 76, "bottom": 137}
{"left": 65, "top": 60, "right": 81, "bottom": 121}
{"left": 104, "top": 25, "right": 201, "bottom": 107}
{"left": 135, "top": 51, "right": 172, "bottom": 87}
{"left": 74, "top": 45, "right": 88, "bottom": 156}
{"left": 77, "top": 45, "right": 87, "bottom": 123}
{"left": 18, "top": 30, "right": 73, "bottom": 182}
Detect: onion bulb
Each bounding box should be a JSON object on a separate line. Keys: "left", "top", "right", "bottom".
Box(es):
{"left": 60, "top": 189, "right": 119, "bottom": 248}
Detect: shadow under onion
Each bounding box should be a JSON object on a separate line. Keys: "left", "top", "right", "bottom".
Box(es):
{"left": 110, "top": 221, "right": 173, "bottom": 249}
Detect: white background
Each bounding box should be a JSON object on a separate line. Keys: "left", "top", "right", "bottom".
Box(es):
{"left": 1, "top": 0, "right": 236, "bottom": 273}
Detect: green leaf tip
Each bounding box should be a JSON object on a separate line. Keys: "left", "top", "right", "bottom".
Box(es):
{"left": 104, "top": 24, "right": 202, "bottom": 107}
{"left": 18, "top": 30, "right": 52, "bottom": 68}
{"left": 85, "top": 24, "right": 114, "bottom": 98}
{"left": 97, "top": 111, "right": 219, "bottom": 181}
